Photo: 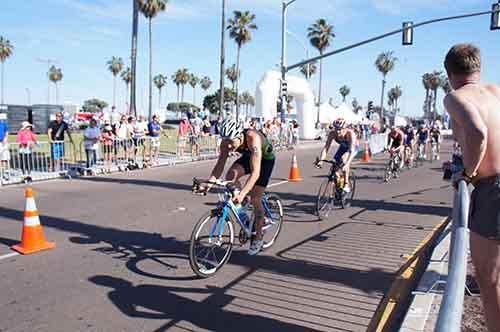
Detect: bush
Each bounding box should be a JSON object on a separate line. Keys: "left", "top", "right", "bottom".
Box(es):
{"left": 167, "top": 102, "right": 200, "bottom": 114}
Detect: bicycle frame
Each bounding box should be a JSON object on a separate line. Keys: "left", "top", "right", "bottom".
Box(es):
{"left": 208, "top": 193, "right": 275, "bottom": 241}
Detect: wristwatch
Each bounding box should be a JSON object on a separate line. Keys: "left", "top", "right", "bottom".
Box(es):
{"left": 462, "top": 170, "right": 476, "bottom": 183}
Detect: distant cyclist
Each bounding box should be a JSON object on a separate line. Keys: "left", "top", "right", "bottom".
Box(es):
{"left": 315, "top": 118, "right": 358, "bottom": 193}
{"left": 403, "top": 124, "right": 416, "bottom": 165}
{"left": 430, "top": 124, "right": 441, "bottom": 160}
{"left": 194, "top": 118, "right": 275, "bottom": 255}
{"left": 416, "top": 125, "right": 430, "bottom": 160}
{"left": 387, "top": 126, "right": 405, "bottom": 169}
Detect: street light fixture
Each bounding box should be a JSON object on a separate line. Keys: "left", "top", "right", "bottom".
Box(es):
{"left": 402, "top": 22, "right": 414, "bottom": 45}
{"left": 491, "top": 2, "right": 500, "bottom": 30}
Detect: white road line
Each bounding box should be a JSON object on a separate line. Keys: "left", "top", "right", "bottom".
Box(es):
{"left": 0, "top": 252, "right": 20, "bottom": 261}
{"left": 268, "top": 180, "right": 289, "bottom": 188}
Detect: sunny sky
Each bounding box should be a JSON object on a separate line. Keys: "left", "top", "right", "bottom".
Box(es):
{"left": 1, "top": 0, "right": 499, "bottom": 117}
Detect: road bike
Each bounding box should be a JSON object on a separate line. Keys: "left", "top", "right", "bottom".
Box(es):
{"left": 189, "top": 178, "right": 284, "bottom": 278}
{"left": 430, "top": 141, "right": 439, "bottom": 161}
{"left": 415, "top": 142, "right": 427, "bottom": 167}
{"left": 384, "top": 150, "right": 402, "bottom": 182}
{"left": 315, "top": 160, "right": 356, "bottom": 220}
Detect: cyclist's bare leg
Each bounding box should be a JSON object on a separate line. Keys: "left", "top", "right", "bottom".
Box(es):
{"left": 250, "top": 185, "right": 266, "bottom": 241}
{"left": 341, "top": 154, "right": 352, "bottom": 186}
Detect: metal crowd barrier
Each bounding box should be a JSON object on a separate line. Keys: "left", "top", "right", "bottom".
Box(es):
{"left": 435, "top": 180, "right": 470, "bottom": 332}
{"left": 1, "top": 141, "right": 76, "bottom": 185}
{"left": 174, "top": 135, "right": 219, "bottom": 160}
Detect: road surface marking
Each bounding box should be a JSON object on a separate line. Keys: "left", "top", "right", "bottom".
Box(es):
{"left": 268, "top": 180, "right": 289, "bottom": 188}
{"left": 0, "top": 252, "right": 20, "bottom": 261}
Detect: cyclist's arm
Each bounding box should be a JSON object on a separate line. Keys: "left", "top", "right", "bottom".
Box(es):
{"left": 318, "top": 132, "right": 335, "bottom": 161}
{"left": 240, "top": 133, "right": 262, "bottom": 196}
{"left": 208, "top": 144, "right": 229, "bottom": 185}
{"left": 344, "top": 130, "right": 357, "bottom": 166}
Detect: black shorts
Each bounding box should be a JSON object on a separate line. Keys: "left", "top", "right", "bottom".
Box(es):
{"left": 469, "top": 175, "right": 500, "bottom": 240}
{"left": 234, "top": 154, "right": 275, "bottom": 187}
{"left": 133, "top": 138, "right": 145, "bottom": 147}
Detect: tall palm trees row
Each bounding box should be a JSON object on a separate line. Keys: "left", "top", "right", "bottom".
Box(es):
{"left": 422, "top": 71, "right": 451, "bottom": 120}
{"left": 108, "top": 56, "right": 213, "bottom": 111}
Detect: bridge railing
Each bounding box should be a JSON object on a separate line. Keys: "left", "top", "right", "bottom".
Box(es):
{"left": 435, "top": 180, "right": 470, "bottom": 332}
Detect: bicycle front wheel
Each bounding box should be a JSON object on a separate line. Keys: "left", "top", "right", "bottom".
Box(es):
{"left": 189, "top": 211, "right": 235, "bottom": 278}
{"left": 262, "top": 194, "right": 284, "bottom": 250}
{"left": 316, "top": 179, "right": 334, "bottom": 220}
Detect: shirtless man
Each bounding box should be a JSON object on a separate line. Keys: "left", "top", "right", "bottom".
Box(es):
{"left": 443, "top": 43, "right": 500, "bottom": 332}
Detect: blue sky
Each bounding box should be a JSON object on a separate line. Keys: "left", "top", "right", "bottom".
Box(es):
{"left": 1, "top": 0, "right": 499, "bottom": 117}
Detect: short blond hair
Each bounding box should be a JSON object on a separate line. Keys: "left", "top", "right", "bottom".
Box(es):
{"left": 444, "top": 44, "right": 481, "bottom": 75}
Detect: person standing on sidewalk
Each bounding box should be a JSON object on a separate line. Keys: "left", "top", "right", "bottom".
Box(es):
{"left": 0, "top": 113, "right": 10, "bottom": 181}
{"left": 83, "top": 118, "right": 101, "bottom": 171}
{"left": 443, "top": 43, "right": 500, "bottom": 332}
{"left": 48, "top": 112, "right": 73, "bottom": 172}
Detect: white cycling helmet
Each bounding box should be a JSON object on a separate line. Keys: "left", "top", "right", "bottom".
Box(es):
{"left": 333, "top": 118, "right": 346, "bottom": 130}
{"left": 220, "top": 118, "right": 244, "bottom": 140}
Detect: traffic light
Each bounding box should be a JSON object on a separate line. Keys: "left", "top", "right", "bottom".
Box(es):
{"left": 368, "top": 101, "right": 374, "bottom": 112}
{"left": 281, "top": 80, "right": 288, "bottom": 99}
{"left": 492, "top": 3, "right": 500, "bottom": 30}
{"left": 402, "top": 22, "right": 414, "bottom": 45}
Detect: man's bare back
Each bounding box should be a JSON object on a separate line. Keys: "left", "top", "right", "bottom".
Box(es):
{"left": 445, "top": 83, "right": 500, "bottom": 178}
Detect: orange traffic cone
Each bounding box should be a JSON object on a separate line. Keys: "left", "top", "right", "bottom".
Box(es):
{"left": 288, "top": 152, "right": 303, "bottom": 182}
{"left": 11, "top": 187, "right": 55, "bottom": 255}
{"left": 362, "top": 141, "right": 371, "bottom": 163}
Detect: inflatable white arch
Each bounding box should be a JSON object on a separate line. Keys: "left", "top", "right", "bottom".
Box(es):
{"left": 255, "top": 71, "right": 316, "bottom": 139}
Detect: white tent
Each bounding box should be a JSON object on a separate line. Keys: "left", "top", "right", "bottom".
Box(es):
{"left": 318, "top": 102, "right": 364, "bottom": 125}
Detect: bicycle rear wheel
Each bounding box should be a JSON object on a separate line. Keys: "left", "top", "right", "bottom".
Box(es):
{"left": 316, "top": 179, "right": 334, "bottom": 220}
{"left": 384, "top": 160, "right": 393, "bottom": 182}
{"left": 189, "top": 211, "right": 235, "bottom": 278}
{"left": 261, "top": 193, "right": 284, "bottom": 250}
{"left": 342, "top": 172, "right": 356, "bottom": 208}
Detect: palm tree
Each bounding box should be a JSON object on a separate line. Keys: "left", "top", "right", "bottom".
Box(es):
{"left": 171, "top": 73, "right": 181, "bottom": 102}
{"left": 138, "top": 0, "right": 168, "bottom": 120}
{"left": 189, "top": 74, "right": 199, "bottom": 105}
{"left": 375, "top": 51, "right": 397, "bottom": 120}
{"left": 351, "top": 98, "right": 362, "bottom": 114}
{"left": 200, "top": 76, "right": 212, "bottom": 94}
{"left": 441, "top": 76, "right": 452, "bottom": 94}
{"left": 130, "top": 0, "right": 140, "bottom": 116}
{"left": 48, "top": 66, "right": 63, "bottom": 105}
{"left": 0, "top": 36, "right": 14, "bottom": 105}
{"left": 153, "top": 74, "right": 167, "bottom": 109}
{"left": 392, "top": 85, "right": 402, "bottom": 113}
{"left": 227, "top": 10, "right": 258, "bottom": 120}
{"left": 339, "top": 85, "right": 350, "bottom": 103}
{"left": 422, "top": 73, "right": 433, "bottom": 117}
{"left": 225, "top": 64, "right": 239, "bottom": 91}
{"left": 429, "top": 71, "right": 443, "bottom": 119}
{"left": 299, "top": 60, "right": 317, "bottom": 80}
{"left": 308, "top": 18, "right": 335, "bottom": 127}
{"left": 121, "top": 67, "right": 132, "bottom": 109}
{"left": 177, "top": 68, "right": 190, "bottom": 102}
{"left": 107, "top": 56, "right": 124, "bottom": 108}
{"left": 240, "top": 91, "right": 252, "bottom": 118}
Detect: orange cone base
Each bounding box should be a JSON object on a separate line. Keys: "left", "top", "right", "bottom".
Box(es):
{"left": 288, "top": 171, "right": 303, "bottom": 182}
{"left": 11, "top": 225, "right": 55, "bottom": 255}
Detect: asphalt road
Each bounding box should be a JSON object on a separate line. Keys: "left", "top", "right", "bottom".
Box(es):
{"left": 0, "top": 142, "right": 453, "bottom": 332}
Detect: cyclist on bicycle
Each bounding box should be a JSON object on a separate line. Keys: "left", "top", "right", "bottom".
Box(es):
{"left": 195, "top": 118, "right": 275, "bottom": 255}
{"left": 430, "top": 124, "right": 441, "bottom": 160}
{"left": 416, "top": 125, "right": 429, "bottom": 160}
{"left": 315, "top": 118, "right": 358, "bottom": 193}
{"left": 403, "top": 124, "right": 416, "bottom": 165}
{"left": 387, "top": 126, "right": 405, "bottom": 169}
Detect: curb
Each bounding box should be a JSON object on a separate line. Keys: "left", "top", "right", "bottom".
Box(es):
{"left": 367, "top": 217, "right": 450, "bottom": 332}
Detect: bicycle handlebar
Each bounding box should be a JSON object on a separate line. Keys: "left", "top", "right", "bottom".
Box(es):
{"left": 192, "top": 178, "right": 237, "bottom": 196}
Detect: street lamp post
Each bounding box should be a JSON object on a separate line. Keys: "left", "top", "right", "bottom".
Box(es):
{"left": 219, "top": 0, "right": 227, "bottom": 119}
{"left": 280, "top": 0, "right": 298, "bottom": 125}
